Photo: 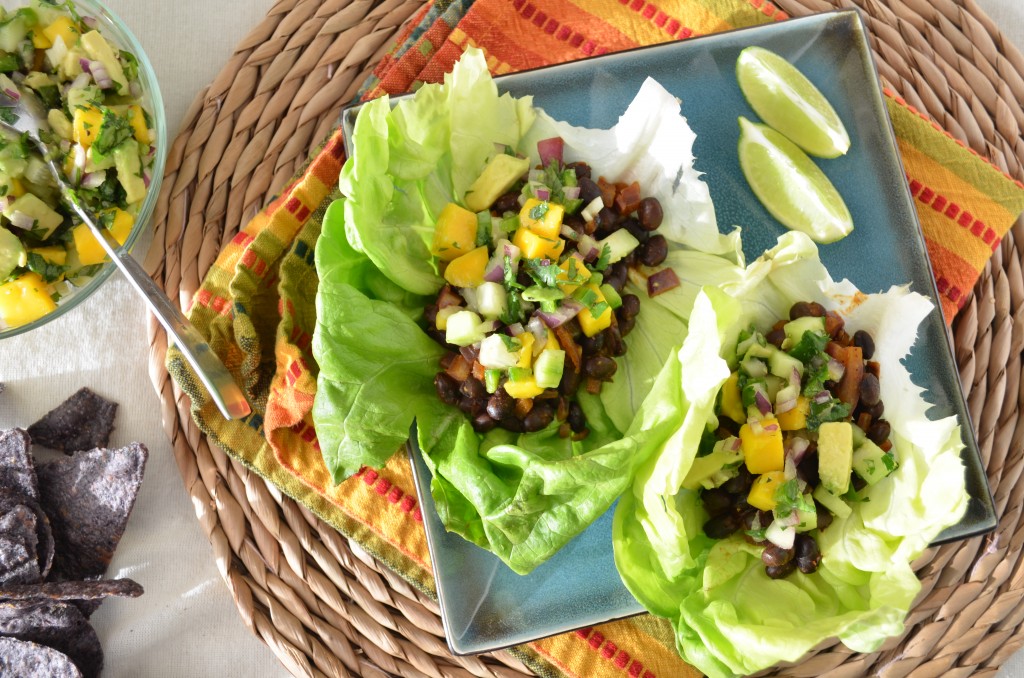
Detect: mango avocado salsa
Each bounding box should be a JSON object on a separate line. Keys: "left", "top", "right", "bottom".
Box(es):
{"left": 0, "top": 0, "right": 155, "bottom": 330}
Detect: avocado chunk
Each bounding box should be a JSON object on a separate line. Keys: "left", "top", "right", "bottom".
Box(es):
{"left": 817, "top": 421, "right": 853, "bottom": 495}
{"left": 113, "top": 140, "right": 145, "bottom": 204}
{"left": 852, "top": 439, "right": 898, "bottom": 486}
{"left": 813, "top": 484, "right": 852, "bottom": 519}
{"left": 682, "top": 438, "right": 744, "bottom": 491}
{"left": 768, "top": 345, "right": 804, "bottom": 379}
{"left": 0, "top": 225, "right": 26, "bottom": 279}
{"left": 79, "top": 30, "right": 129, "bottom": 93}
{"left": 4, "top": 193, "right": 63, "bottom": 239}
{"left": 464, "top": 154, "right": 530, "bottom": 212}
{"left": 783, "top": 315, "right": 826, "bottom": 348}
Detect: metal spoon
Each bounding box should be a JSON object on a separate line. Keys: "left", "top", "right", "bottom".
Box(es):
{"left": 0, "top": 87, "right": 250, "bottom": 420}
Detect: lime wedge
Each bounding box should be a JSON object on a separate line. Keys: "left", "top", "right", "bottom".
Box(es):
{"left": 737, "top": 46, "right": 850, "bottom": 159}
{"left": 738, "top": 116, "right": 853, "bottom": 243}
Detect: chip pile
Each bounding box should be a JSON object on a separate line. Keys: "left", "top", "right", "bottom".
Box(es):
{"left": 0, "top": 388, "right": 147, "bottom": 677}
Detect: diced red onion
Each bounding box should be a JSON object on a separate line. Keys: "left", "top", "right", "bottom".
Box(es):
{"left": 534, "top": 186, "right": 550, "bottom": 201}
{"left": 730, "top": 436, "right": 741, "bottom": 451}
{"left": 460, "top": 345, "right": 480, "bottom": 363}
{"left": 142, "top": 171, "right": 151, "bottom": 188}
{"left": 59, "top": 140, "right": 71, "bottom": 153}
{"left": 580, "top": 196, "right": 604, "bottom": 223}
{"left": 70, "top": 73, "right": 91, "bottom": 91}
{"left": 827, "top": 357, "right": 846, "bottom": 381}
{"left": 775, "top": 397, "right": 797, "bottom": 414}
{"left": 784, "top": 456, "right": 798, "bottom": 481}
{"left": 0, "top": 197, "right": 11, "bottom": 213}
{"left": 748, "top": 418, "right": 764, "bottom": 435}
{"left": 79, "top": 58, "right": 91, "bottom": 73}
{"left": 536, "top": 136, "right": 564, "bottom": 167}
{"left": 502, "top": 241, "right": 521, "bottom": 263}
{"left": 754, "top": 390, "right": 772, "bottom": 416}
{"left": 437, "top": 286, "right": 463, "bottom": 309}
{"left": 577, "top": 234, "right": 600, "bottom": 261}
{"left": 81, "top": 171, "right": 105, "bottom": 189}
{"left": 507, "top": 323, "right": 524, "bottom": 336}
{"left": 81, "top": 15, "right": 98, "bottom": 29}
{"left": 765, "top": 520, "right": 795, "bottom": 550}
{"left": 535, "top": 298, "right": 582, "bottom": 328}
{"left": 812, "top": 390, "right": 832, "bottom": 404}
{"left": 762, "top": 422, "right": 779, "bottom": 432}
{"left": 527, "top": 315, "right": 547, "bottom": 346}
{"left": 562, "top": 186, "right": 581, "bottom": 200}
{"left": 786, "top": 436, "right": 811, "bottom": 466}
{"left": 790, "top": 367, "right": 801, "bottom": 389}
{"left": 2, "top": 88, "right": 18, "bottom": 101}
{"left": 9, "top": 211, "right": 35, "bottom": 230}
{"left": 483, "top": 256, "right": 504, "bottom": 283}
{"left": 647, "top": 268, "right": 681, "bottom": 297}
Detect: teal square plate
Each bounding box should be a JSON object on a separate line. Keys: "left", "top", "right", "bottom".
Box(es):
{"left": 344, "top": 8, "right": 996, "bottom": 656}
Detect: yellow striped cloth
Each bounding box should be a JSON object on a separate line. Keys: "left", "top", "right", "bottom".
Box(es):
{"left": 167, "top": 1, "right": 1024, "bottom": 676}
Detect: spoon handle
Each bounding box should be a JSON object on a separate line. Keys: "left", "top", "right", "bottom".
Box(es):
{"left": 62, "top": 186, "right": 251, "bottom": 420}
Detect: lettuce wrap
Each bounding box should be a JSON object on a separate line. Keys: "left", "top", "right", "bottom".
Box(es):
{"left": 312, "top": 49, "right": 742, "bottom": 574}
{"left": 612, "top": 231, "right": 969, "bottom": 677}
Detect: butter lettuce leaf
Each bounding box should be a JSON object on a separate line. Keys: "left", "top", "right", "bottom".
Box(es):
{"left": 612, "top": 232, "right": 969, "bottom": 677}
{"left": 314, "top": 49, "right": 737, "bottom": 574}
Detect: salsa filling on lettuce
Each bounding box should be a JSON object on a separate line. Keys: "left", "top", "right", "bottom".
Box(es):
{"left": 312, "top": 49, "right": 740, "bottom": 574}
{"left": 612, "top": 232, "right": 968, "bottom": 678}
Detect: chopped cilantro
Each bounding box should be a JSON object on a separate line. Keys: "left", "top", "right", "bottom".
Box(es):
{"left": 524, "top": 258, "right": 561, "bottom": 288}
{"left": 26, "top": 251, "right": 64, "bottom": 283}
{"left": 773, "top": 478, "right": 815, "bottom": 520}
{"left": 91, "top": 109, "right": 133, "bottom": 155}
{"left": 788, "top": 330, "right": 829, "bottom": 362}
{"left": 0, "top": 108, "right": 18, "bottom": 126}
{"left": 528, "top": 201, "right": 549, "bottom": 220}
{"left": 589, "top": 301, "right": 609, "bottom": 318}
{"left": 0, "top": 53, "right": 19, "bottom": 73}
{"left": 120, "top": 50, "right": 139, "bottom": 82}
{"left": 497, "top": 333, "right": 521, "bottom": 351}
{"left": 745, "top": 527, "right": 767, "bottom": 541}
{"left": 592, "top": 243, "right": 611, "bottom": 272}
{"left": 801, "top": 357, "right": 831, "bottom": 398}
{"left": 36, "top": 84, "right": 61, "bottom": 108}
{"left": 806, "top": 398, "right": 851, "bottom": 431}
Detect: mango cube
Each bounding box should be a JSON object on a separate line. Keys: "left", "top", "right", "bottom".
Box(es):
{"left": 443, "top": 245, "right": 488, "bottom": 288}
{"left": 556, "top": 254, "right": 590, "bottom": 292}
{"left": 512, "top": 226, "right": 563, "bottom": 261}
{"left": 516, "top": 332, "right": 535, "bottom": 368}
{"left": 740, "top": 417, "right": 784, "bottom": 474}
{"left": 31, "top": 30, "right": 51, "bottom": 49}
{"left": 504, "top": 377, "right": 544, "bottom": 399}
{"left": 73, "top": 106, "right": 103, "bottom": 149}
{"left": 747, "top": 471, "right": 786, "bottom": 511}
{"left": 43, "top": 17, "right": 80, "bottom": 50}
{"left": 777, "top": 396, "right": 809, "bottom": 431}
{"left": 129, "top": 105, "right": 150, "bottom": 145}
{"left": 29, "top": 246, "right": 67, "bottom": 266}
{"left": 720, "top": 372, "right": 745, "bottom": 424}
{"left": 108, "top": 208, "right": 134, "bottom": 245}
{"left": 431, "top": 203, "right": 478, "bottom": 262}
{"left": 0, "top": 273, "right": 56, "bottom": 327}
{"left": 72, "top": 224, "right": 107, "bottom": 265}
{"left": 519, "top": 198, "right": 564, "bottom": 239}
{"left": 576, "top": 284, "right": 612, "bottom": 337}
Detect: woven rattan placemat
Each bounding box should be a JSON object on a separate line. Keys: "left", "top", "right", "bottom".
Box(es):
{"left": 143, "top": 0, "right": 1024, "bottom": 675}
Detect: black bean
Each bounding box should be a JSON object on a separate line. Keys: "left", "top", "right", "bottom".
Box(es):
{"left": 701, "top": 488, "right": 733, "bottom": 517}
{"left": 426, "top": 328, "right": 448, "bottom": 346}
{"left": 578, "top": 177, "right": 602, "bottom": 205}
{"left": 860, "top": 401, "right": 884, "bottom": 420}
{"left": 567, "top": 402, "right": 587, "bottom": 433}
{"left": 596, "top": 207, "right": 618, "bottom": 232}
{"left": 638, "top": 197, "right": 663, "bottom": 231}
{"left": 472, "top": 413, "right": 498, "bottom": 433}
{"left": 723, "top": 466, "right": 754, "bottom": 495}
{"left": 604, "top": 326, "right": 626, "bottom": 357}
{"left": 487, "top": 389, "right": 514, "bottom": 421}
{"left": 501, "top": 416, "right": 526, "bottom": 433}
{"left": 604, "top": 261, "right": 628, "bottom": 293}
{"left": 859, "top": 373, "right": 880, "bottom": 406}
{"left": 852, "top": 475, "right": 867, "bottom": 491}
{"left": 619, "top": 294, "right": 640, "bottom": 319}
{"left": 569, "top": 162, "right": 592, "bottom": 180}
{"left": 867, "top": 419, "right": 891, "bottom": 445}
{"left": 795, "top": 534, "right": 822, "bottom": 574}
{"left": 583, "top": 355, "right": 617, "bottom": 380}
{"left": 458, "top": 397, "right": 486, "bottom": 416}
{"left": 459, "top": 345, "right": 480, "bottom": 364}
{"left": 766, "top": 327, "right": 786, "bottom": 348}
{"left": 765, "top": 560, "right": 797, "bottom": 579}
{"left": 761, "top": 544, "right": 794, "bottom": 568}
{"left": 460, "top": 376, "right": 486, "bottom": 400}
{"left": 559, "top": 364, "right": 582, "bottom": 397}
{"left": 424, "top": 304, "right": 439, "bottom": 327}
{"left": 853, "top": 330, "right": 876, "bottom": 360}
{"left": 523, "top": 403, "right": 554, "bottom": 432}
{"left": 703, "top": 512, "right": 740, "bottom": 539}
{"left": 617, "top": 314, "right": 636, "bottom": 338}
{"left": 623, "top": 217, "right": 649, "bottom": 243}
{"left": 493, "top": 192, "right": 520, "bottom": 213}
{"left": 580, "top": 333, "right": 605, "bottom": 354}
{"left": 435, "top": 373, "right": 460, "bottom": 405}
{"left": 639, "top": 235, "right": 668, "bottom": 267}
{"left": 815, "top": 502, "right": 834, "bottom": 531}
{"left": 796, "top": 449, "right": 820, "bottom": 488}
{"left": 789, "top": 301, "right": 826, "bottom": 319}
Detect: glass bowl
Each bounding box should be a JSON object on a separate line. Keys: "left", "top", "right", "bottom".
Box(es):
{"left": 0, "top": 0, "right": 167, "bottom": 339}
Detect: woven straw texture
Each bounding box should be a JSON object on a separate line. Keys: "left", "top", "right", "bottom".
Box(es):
{"left": 143, "top": 0, "right": 1024, "bottom": 676}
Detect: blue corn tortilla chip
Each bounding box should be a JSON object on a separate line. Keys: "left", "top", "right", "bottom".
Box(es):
{"left": 0, "top": 602, "right": 102, "bottom": 678}
{"left": 0, "top": 491, "right": 53, "bottom": 584}
{"left": 0, "top": 578, "right": 143, "bottom": 601}
{"left": 0, "top": 429, "right": 37, "bottom": 500}
{"left": 27, "top": 389, "right": 118, "bottom": 454}
{"left": 0, "top": 636, "right": 82, "bottom": 677}
{"left": 34, "top": 443, "right": 147, "bottom": 581}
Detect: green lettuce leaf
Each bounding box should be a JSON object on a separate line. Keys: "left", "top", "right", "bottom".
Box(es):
{"left": 314, "top": 49, "right": 740, "bottom": 574}
{"left": 612, "top": 232, "right": 969, "bottom": 677}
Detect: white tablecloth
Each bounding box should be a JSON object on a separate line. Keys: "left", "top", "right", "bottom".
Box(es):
{"left": 0, "top": 1, "right": 1021, "bottom": 676}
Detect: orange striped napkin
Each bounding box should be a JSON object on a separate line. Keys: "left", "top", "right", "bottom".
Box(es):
{"left": 166, "top": 1, "right": 1024, "bottom": 677}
